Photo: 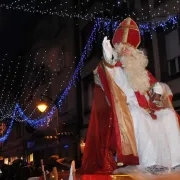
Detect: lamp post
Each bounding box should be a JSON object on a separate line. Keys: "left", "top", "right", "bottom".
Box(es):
{"left": 37, "top": 95, "right": 59, "bottom": 131}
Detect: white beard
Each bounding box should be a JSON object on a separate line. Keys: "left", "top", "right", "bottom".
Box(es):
{"left": 120, "top": 50, "right": 150, "bottom": 94}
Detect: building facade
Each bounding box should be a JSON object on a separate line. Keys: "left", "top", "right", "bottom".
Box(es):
{"left": 148, "top": 0, "right": 180, "bottom": 112}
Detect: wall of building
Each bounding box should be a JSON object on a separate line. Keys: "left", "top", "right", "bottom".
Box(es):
{"left": 148, "top": 0, "right": 180, "bottom": 109}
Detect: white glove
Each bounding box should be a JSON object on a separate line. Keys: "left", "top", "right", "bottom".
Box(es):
{"left": 153, "top": 82, "right": 164, "bottom": 95}
{"left": 102, "top": 36, "right": 117, "bottom": 65}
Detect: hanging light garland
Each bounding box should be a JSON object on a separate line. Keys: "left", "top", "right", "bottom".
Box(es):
{"left": 0, "top": 104, "right": 18, "bottom": 142}
{"left": 1, "top": 0, "right": 179, "bottom": 21}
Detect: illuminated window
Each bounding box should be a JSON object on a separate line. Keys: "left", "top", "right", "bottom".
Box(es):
{"left": 4, "top": 158, "right": 8, "bottom": 165}
{"left": 28, "top": 153, "right": 34, "bottom": 163}
{"left": 30, "top": 153, "right": 34, "bottom": 162}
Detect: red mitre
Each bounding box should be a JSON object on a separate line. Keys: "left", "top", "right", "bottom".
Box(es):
{"left": 112, "top": 17, "right": 141, "bottom": 48}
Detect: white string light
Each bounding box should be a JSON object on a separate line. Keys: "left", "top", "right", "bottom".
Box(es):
{"left": 20, "top": 53, "right": 65, "bottom": 112}
{"left": 2, "top": 58, "right": 22, "bottom": 109}
{"left": 9, "top": 54, "right": 33, "bottom": 106}
{"left": 2, "top": 0, "right": 178, "bottom": 21}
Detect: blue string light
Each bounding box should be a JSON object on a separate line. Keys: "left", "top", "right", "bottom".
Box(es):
{"left": 0, "top": 104, "right": 18, "bottom": 142}
{"left": 139, "top": 15, "right": 179, "bottom": 36}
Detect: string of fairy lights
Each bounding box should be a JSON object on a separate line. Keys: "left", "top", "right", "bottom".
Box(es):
{"left": 0, "top": 51, "right": 64, "bottom": 121}
{"left": 1, "top": 60, "right": 21, "bottom": 110}
{"left": 0, "top": 0, "right": 180, "bottom": 21}
{"left": 3, "top": 53, "right": 69, "bottom": 121}
{"left": 0, "top": 10, "right": 179, "bottom": 141}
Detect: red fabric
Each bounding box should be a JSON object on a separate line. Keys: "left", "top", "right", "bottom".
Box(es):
{"left": 80, "top": 84, "right": 117, "bottom": 174}
{"left": 169, "top": 95, "right": 173, "bottom": 102}
{"left": 81, "top": 63, "right": 140, "bottom": 174}
{"left": 148, "top": 71, "right": 158, "bottom": 86}
{"left": 115, "top": 61, "right": 123, "bottom": 67}
{"left": 148, "top": 101, "right": 162, "bottom": 111}
{"left": 97, "top": 65, "right": 139, "bottom": 165}
{"left": 112, "top": 18, "right": 141, "bottom": 48}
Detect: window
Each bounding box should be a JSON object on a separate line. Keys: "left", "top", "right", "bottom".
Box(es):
{"left": 165, "top": 29, "right": 180, "bottom": 76}
{"left": 168, "top": 56, "right": 180, "bottom": 76}
{"left": 28, "top": 153, "right": 34, "bottom": 163}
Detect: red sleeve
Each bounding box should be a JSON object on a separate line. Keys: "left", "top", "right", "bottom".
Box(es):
{"left": 147, "top": 71, "right": 157, "bottom": 87}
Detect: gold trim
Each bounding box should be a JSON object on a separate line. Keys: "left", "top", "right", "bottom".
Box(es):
{"left": 111, "top": 175, "right": 134, "bottom": 180}
{"left": 102, "top": 59, "right": 115, "bottom": 68}
{"left": 118, "top": 25, "right": 139, "bottom": 31}
{"left": 122, "top": 18, "right": 131, "bottom": 43}
{"left": 119, "top": 27, "right": 139, "bottom": 32}
{"left": 104, "top": 68, "right": 138, "bottom": 156}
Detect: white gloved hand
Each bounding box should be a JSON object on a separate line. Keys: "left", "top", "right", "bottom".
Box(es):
{"left": 102, "top": 36, "right": 117, "bottom": 65}
{"left": 153, "top": 82, "right": 164, "bottom": 95}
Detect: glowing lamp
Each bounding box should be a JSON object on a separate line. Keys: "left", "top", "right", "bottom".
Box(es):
{"left": 37, "top": 103, "right": 48, "bottom": 112}
{"left": 80, "top": 142, "right": 86, "bottom": 154}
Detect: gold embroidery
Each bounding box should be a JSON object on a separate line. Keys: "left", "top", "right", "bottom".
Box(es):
{"left": 103, "top": 66, "right": 138, "bottom": 156}
{"left": 102, "top": 59, "right": 115, "bottom": 68}
{"left": 122, "top": 18, "right": 131, "bottom": 43}
{"left": 112, "top": 175, "right": 134, "bottom": 180}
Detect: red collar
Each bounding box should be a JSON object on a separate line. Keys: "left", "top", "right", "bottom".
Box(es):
{"left": 115, "top": 61, "right": 123, "bottom": 67}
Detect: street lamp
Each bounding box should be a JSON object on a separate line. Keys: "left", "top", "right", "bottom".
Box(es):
{"left": 80, "top": 141, "right": 85, "bottom": 154}
{"left": 36, "top": 95, "right": 59, "bottom": 130}
{"left": 37, "top": 103, "right": 48, "bottom": 113}
{"left": 37, "top": 95, "right": 49, "bottom": 113}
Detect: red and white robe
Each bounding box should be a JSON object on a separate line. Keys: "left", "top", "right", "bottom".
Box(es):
{"left": 81, "top": 61, "right": 180, "bottom": 174}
